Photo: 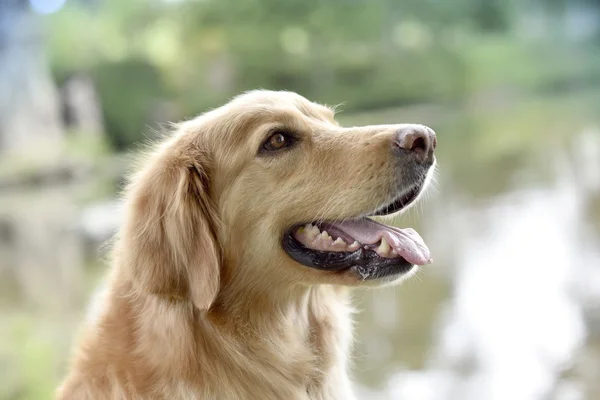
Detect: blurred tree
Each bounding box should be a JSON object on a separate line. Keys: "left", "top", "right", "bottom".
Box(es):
{"left": 470, "top": 0, "right": 511, "bottom": 32}
{"left": 0, "top": 0, "right": 63, "bottom": 156}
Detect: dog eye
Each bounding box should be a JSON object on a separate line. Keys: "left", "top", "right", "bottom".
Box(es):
{"left": 262, "top": 131, "right": 294, "bottom": 152}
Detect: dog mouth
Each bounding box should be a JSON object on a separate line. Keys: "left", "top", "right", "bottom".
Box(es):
{"left": 282, "top": 180, "right": 432, "bottom": 280}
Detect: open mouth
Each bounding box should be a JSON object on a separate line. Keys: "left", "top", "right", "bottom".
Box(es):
{"left": 282, "top": 180, "right": 432, "bottom": 281}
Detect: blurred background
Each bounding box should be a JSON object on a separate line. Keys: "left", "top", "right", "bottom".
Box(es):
{"left": 1, "top": 0, "right": 600, "bottom": 399}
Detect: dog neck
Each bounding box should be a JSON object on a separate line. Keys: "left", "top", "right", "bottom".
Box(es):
{"left": 203, "top": 282, "right": 354, "bottom": 394}
{"left": 78, "top": 267, "right": 354, "bottom": 398}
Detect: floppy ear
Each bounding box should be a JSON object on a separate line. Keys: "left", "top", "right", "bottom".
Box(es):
{"left": 121, "top": 142, "right": 220, "bottom": 310}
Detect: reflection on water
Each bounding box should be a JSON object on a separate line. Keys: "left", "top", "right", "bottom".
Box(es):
{"left": 1, "top": 91, "right": 600, "bottom": 399}
{"left": 353, "top": 93, "right": 600, "bottom": 400}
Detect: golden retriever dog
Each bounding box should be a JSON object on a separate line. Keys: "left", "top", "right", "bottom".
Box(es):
{"left": 57, "top": 90, "right": 436, "bottom": 400}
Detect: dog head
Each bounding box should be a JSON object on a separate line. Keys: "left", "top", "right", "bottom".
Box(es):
{"left": 120, "top": 90, "right": 436, "bottom": 310}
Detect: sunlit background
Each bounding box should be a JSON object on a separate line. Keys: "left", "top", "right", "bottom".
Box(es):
{"left": 1, "top": 0, "right": 600, "bottom": 399}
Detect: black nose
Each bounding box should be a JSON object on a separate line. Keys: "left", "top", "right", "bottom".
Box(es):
{"left": 393, "top": 125, "right": 437, "bottom": 163}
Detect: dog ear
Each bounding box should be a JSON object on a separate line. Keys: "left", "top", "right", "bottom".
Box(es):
{"left": 121, "top": 141, "right": 220, "bottom": 311}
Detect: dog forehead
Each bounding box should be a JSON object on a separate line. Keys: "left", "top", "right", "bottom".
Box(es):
{"left": 180, "top": 91, "right": 338, "bottom": 159}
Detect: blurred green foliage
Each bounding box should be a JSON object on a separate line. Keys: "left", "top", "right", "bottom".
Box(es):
{"left": 0, "top": 313, "right": 59, "bottom": 400}
{"left": 45, "top": 0, "right": 600, "bottom": 149}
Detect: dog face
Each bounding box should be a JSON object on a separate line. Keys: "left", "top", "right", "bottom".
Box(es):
{"left": 122, "top": 90, "right": 436, "bottom": 310}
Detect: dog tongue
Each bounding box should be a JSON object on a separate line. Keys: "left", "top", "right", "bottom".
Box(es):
{"left": 335, "top": 219, "right": 432, "bottom": 265}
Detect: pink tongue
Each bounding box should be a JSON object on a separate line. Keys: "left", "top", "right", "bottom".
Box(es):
{"left": 335, "top": 219, "right": 432, "bottom": 265}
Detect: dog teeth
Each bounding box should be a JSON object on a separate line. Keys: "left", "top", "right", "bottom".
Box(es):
{"left": 328, "top": 237, "right": 348, "bottom": 251}
{"left": 321, "top": 230, "right": 332, "bottom": 241}
{"left": 348, "top": 241, "right": 360, "bottom": 251}
{"left": 377, "top": 237, "right": 391, "bottom": 256}
{"left": 333, "top": 237, "right": 346, "bottom": 246}
{"left": 295, "top": 224, "right": 365, "bottom": 254}
{"left": 304, "top": 223, "right": 319, "bottom": 239}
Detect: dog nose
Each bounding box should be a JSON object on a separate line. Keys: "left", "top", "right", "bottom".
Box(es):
{"left": 393, "top": 125, "right": 437, "bottom": 163}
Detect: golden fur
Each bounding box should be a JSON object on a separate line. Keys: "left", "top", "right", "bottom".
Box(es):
{"left": 57, "top": 90, "right": 430, "bottom": 399}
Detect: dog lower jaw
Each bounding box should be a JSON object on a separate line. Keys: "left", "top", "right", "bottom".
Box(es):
{"left": 357, "top": 264, "right": 419, "bottom": 287}
{"left": 349, "top": 262, "right": 416, "bottom": 282}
